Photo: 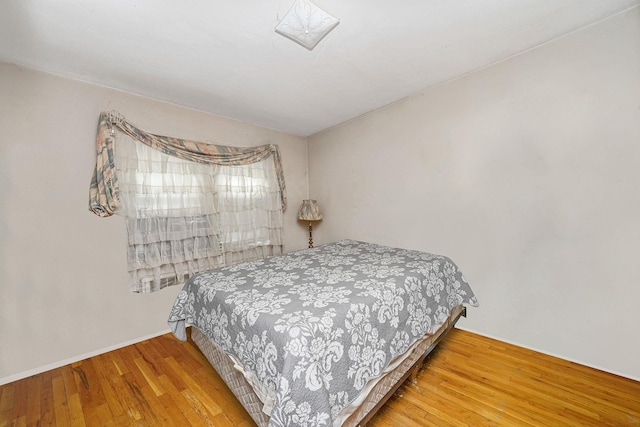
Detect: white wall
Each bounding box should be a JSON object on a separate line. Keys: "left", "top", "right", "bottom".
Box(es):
{"left": 0, "top": 64, "right": 309, "bottom": 382}
{"left": 308, "top": 9, "right": 640, "bottom": 380}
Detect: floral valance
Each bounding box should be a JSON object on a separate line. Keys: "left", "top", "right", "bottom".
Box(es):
{"left": 88, "top": 111, "right": 287, "bottom": 217}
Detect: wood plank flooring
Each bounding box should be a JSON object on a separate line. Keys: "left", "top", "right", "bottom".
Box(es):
{"left": 1, "top": 328, "right": 639, "bottom": 426}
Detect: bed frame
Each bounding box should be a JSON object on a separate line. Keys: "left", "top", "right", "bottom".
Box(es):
{"left": 191, "top": 304, "right": 466, "bottom": 426}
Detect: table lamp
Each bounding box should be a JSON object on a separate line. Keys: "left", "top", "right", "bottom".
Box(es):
{"left": 297, "top": 199, "right": 322, "bottom": 248}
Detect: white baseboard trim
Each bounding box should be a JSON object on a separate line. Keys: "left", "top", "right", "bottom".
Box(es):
{"left": 5, "top": 326, "right": 637, "bottom": 386}
{"left": 0, "top": 328, "right": 173, "bottom": 386}
{"left": 457, "top": 326, "right": 640, "bottom": 383}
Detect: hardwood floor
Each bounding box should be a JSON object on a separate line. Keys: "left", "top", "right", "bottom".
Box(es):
{"left": 1, "top": 328, "right": 639, "bottom": 426}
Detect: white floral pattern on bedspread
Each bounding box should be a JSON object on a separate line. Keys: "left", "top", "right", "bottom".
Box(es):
{"left": 168, "top": 240, "right": 478, "bottom": 427}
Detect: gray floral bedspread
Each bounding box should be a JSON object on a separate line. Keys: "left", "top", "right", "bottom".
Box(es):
{"left": 168, "top": 240, "right": 478, "bottom": 426}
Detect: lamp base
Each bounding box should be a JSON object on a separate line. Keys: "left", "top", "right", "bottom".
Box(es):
{"left": 308, "top": 222, "right": 314, "bottom": 248}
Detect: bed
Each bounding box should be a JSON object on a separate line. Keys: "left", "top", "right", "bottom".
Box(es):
{"left": 168, "top": 240, "right": 478, "bottom": 426}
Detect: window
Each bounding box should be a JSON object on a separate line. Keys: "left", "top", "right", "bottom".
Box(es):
{"left": 112, "top": 131, "right": 283, "bottom": 293}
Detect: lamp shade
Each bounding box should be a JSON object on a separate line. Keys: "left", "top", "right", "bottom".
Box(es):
{"left": 297, "top": 199, "right": 322, "bottom": 221}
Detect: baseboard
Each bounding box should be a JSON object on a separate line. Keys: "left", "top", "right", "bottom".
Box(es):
{"left": 456, "top": 326, "right": 640, "bottom": 383}
{"left": 0, "top": 328, "right": 172, "bottom": 386}
{"left": 5, "top": 326, "right": 638, "bottom": 386}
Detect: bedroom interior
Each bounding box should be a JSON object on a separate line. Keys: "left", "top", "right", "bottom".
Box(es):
{"left": 1, "top": 0, "right": 640, "bottom": 425}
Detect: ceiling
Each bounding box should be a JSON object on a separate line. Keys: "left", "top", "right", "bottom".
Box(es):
{"left": 1, "top": 1, "right": 638, "bottom": 137}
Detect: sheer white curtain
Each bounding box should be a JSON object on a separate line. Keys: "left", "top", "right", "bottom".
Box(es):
{"left": 114, "top": 133, "right": 283, "bottom": 293}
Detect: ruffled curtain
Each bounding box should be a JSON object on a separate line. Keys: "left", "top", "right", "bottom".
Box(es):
{"left": 89, "top": 112, "right": 285, "bottom": 293}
